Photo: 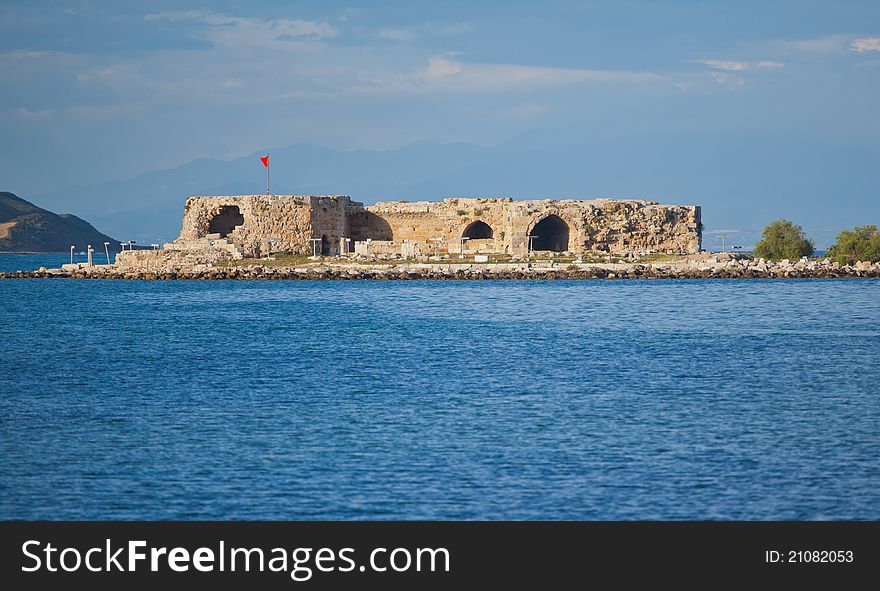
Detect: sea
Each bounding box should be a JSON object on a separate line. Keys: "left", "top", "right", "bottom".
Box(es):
{"left": 0, "top": 252, "right": 115, "bottom": 272}
{"left": 1, "top": 253, "right": 878, "bottom": 519}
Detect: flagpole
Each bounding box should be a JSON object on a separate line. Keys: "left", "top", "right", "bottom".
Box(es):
{"left": 266, "top": 152, "right": 270, "bottom": 195}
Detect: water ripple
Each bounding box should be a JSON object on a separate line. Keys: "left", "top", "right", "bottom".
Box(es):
{"left": 1, "top": 278, "right": 878, "bottom": 519}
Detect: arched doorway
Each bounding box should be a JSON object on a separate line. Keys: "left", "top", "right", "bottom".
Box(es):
{"left": 207, "top": 205, "right": 244, "bottom": 237}
{"left": 348, "top": 211, "right": 393, "bottom": 241}
{"left": 462, "top": 220, "right": 493, "bottom": 240}
{"left": 529, "top": 215, "right": 569, "bottom": 252}
{"left": 320, "top": 234, "right": 331, "bottom": 255}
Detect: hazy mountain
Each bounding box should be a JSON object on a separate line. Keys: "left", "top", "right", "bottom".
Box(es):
{"left": 0, "top": 192, "right": 118, "bottom": 253}
{"left": 32, "top": 141, "right": 493, "bottom": 244}
{"left": 30, "top": 134, "right": 879, "bottom": 248}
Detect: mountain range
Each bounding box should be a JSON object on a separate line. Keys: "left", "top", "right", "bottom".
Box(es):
{"left": 25, "top": 131, "right": 880, "bottom": 248}
{"left": 0, "top": 192, "right": 118, "bottom": 253}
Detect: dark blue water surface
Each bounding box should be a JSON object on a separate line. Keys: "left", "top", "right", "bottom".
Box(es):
{"left": 1, "top": 273, "right": 878, "bottom": 520}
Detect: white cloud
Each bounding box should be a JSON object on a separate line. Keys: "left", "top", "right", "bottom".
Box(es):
{"left": 145, "top": 11, "right": 338, "bottom": 46}
{"left": 776, "top": 34, "right": 880, "bottom": 57}
{"left": 414, "top": 56, "right": 662, "bottom": 92}
{"left": 697, "top": 60, "right": 749, "bottom": 71}
{"left": 424, "top": 56, "right": 464, "bottom": 79}
{"left": 144, "top": 11, "right": 204, "bottom": 22}
{"left": 850, "top": 37, "right": 880, "bottom": 53}
{"left": 693, "top": 59, "right": 782, "bottom": 88}
{"left": 16, "top": 106, "right": 54, "bottom": 119}
{"left": 337, "top": 8, "right": 359, "bottom": 23}
{"left": 375, "top": 21, "right": 473, "bottom": 42}
{"left": 696, "top": 60, "right": 784, "bottom": 71}
{"left": 340, "top": 55, "right": 663, "bottom": 97}
{"left": 779, "top": 35, "right": 852, "bottom": 54}
{"left": 707, "top": 72, "right": 745, "bottom": 87}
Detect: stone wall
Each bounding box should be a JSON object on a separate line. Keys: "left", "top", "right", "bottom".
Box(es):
{"left": 175, "top": 194, "right": 355, "bottom": 257}
{"left": 123, "top": 194, "right": 701, "bottom": 271}
{"left": 115, "top": 246, "right": 231, "bottom": 272}
{"left": 356, "top": 197, "right": 701, "bottom": 255}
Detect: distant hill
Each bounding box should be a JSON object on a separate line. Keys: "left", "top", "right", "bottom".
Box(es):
{"left": 32, "top": 140, "right": 494, "bottom": 245}
{"left": 0, "top": 192, "right": 119, "bottom": 253}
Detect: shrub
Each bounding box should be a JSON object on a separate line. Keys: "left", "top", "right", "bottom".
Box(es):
{"left": 827, "top": 225, "right": 880, "bottom": 264}
{"left": 754, "top": 220, "right": 814, "bottom": 261}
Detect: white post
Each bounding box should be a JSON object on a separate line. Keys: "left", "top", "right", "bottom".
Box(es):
{"left": 309, "top": 238, "right": 321, "bottom": 256}
{"left": 103, "top": 242, "right": 110, "bottom": 265}
{"left": 527, "top": 235, "right": 538, "bottom": 260}
{"left": 70, "top": 245, "right": 75, "bottom": 265}
{"left": 87, "top": 244, "right": 93, "bottom": 267}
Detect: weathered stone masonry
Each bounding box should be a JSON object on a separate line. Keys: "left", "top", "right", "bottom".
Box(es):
{"left": 354, "top": 197, "right": 701, "bottom": 256}
{"left": 176, "top": 194, "right": 347, "bottom": 255}
{"left": 117, "top": 194, "right": 701, "bottom": 269}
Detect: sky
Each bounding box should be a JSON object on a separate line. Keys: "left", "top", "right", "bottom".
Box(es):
{"left": 1, "top": 0, "right": 879, "bottom": 245}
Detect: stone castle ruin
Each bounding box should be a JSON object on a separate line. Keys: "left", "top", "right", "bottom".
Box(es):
{"left": 117, "top": 194, "right": 701, "bottom": 269}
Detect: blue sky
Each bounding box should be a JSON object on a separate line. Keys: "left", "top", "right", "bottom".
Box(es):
{"left": 1, "top": 1, "right": 879, "bottom": 245}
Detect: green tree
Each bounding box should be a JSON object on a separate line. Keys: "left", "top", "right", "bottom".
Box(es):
{"left": 753, "top": 220, "right": 814, "bottom": 261}
{"left": 827, "top": 225, "right": 880, "bottom": 265}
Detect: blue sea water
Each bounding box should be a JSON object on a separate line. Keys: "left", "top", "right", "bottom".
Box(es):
{"left": 1, "top": 262, "right": 878, "bottom": 519}
{"left": 0, "top": 252, "right": 115, "bottom": 272}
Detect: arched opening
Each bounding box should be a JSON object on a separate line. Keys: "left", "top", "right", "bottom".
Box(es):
{"left": 320, "top": 234, "right": 331, "bottom": 255}
{"left": 529, "top": 215, "right": 569, "bottom": 252}
{"left": 462, "top": 220, "right": 493, "bottom": 240}
{"left": 207, "top": 205, "right": 244, "bottom": 238}
{"left": 348, "top": 211, "right": 393, "bottom": 241}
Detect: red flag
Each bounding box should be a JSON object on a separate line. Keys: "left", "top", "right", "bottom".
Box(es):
{"left": 260, "top": 155, "right": 269, "bottom": 168}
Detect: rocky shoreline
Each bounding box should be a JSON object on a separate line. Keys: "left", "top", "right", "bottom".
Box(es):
{"left": 2, "top": 255, "right": 879, "bottom": 280}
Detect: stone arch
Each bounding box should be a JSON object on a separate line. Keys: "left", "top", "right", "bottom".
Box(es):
{"left": 529, "top": 214, "right": 569, "bottom": 252}
{"left": 347, "top": 211, "right": 393, "bottom": 241}
{"left": 208, "top": 205, "right": 244, "bottom": 238}
{"left": 462, "top": 220, "right": 493, "bottom": 239}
